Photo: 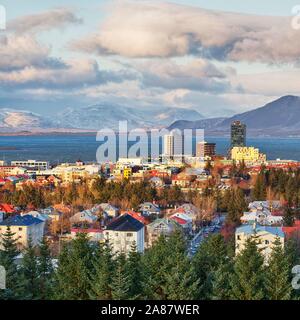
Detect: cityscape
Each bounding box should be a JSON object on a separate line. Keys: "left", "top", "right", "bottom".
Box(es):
{"left": 0, "top": 120, "right": 300, "bottom": 302}
{"left": 1, "top": 0, "right": 300, "bottom": 312}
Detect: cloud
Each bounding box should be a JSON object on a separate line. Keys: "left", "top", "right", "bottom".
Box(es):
{"left": 0, "top": 58, "right": 134, "bottom": 89}
{"left": 231, "top": 70, "right": 300, "bottom": 96}
{"left": 0, "top": 35, "right": 64, "bottom": 71}
{"left": 8, "top": 7, "right": 82, "bottom": 34}
{"left": 71, "top": 1, "right": 300, "bottom": 64}
{"left": 0, "top": 8, "right": 132, "bottom": 91}
{"left": 136, "top": 58, "right": 231, "bottom": 92}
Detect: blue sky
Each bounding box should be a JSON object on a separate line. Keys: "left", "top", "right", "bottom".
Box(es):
{"left": 0, "top": 0, "right": 300, "bottom": 117}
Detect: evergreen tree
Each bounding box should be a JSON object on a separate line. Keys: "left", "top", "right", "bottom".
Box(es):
{"left": 192, "top": 234, "right": 229, "bottom": 299}
{"left": 142, "top": 231, "right": 186, "bottom": 300}
{"left": 283, "top": 206, "right": 295, "bottom": 227}
{"left": 252, "top": 173, "right": 266, "bottom": 201}
{"left": 125, "top": 243, "right": 144, "bottom": 299}
{"left": 212, "top": 258, "right": 234, "bottom": 300}
{"left": 142, "top": 235, "right": 169, "bottom": 299}
{"left": 230, "top": 238, "right": 266, "bottom": 300}
{"left": 21, "top": 239, "right": 39, "bottom": 299}
{"left": 54, "top": 233, "right": 94, "bottom": 299}
{"left": 226, "top": 188, "right": 246, "bottom": 225}
{"left": 265, "top": 237, "right": 292, "bottom": 300}
{"left": 162, "top": 256, "right": 198, "bottom": 300}
{"left": 0, "top": 226, "right": 25, "bottom": 299}
{"left": 37, "top": 237, "right": 54, "bottom": 299}
{"left": 111, "top": 254, "right": 129, "bottom": 300}
{"left": 89, "top": 243, "right": 115, "bottom": 300}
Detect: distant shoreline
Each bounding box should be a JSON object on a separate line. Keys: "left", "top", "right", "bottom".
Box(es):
{"left": 0, "top": 130, "right": 300, "bottom": 139}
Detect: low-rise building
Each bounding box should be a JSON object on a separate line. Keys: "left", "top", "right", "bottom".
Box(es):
{"left": 235, "top": 223, "right": 284, "bottom": 261}
{"left": 231, "top": 146, "right": 266, "bottom": 163}
{"left": 11, "top": 160, "right": 49, "bottom": 171}
{"left": 0, "top": 215, "right": 45, "bottom": 249}
{"left": 70, "top": 227, "right": 104, "bottom": 242}
{"left": 146, "top": 218, "right": 179, "bottom": 247}
{"left": 240, "top": 201, "right": 283, "bottom": 226}
{"left": 99, "top": 203, "right": 119, "bottom": 218}
{"left": 105, "top": 214, "right": 145, "bottom": 255}
{"left": 139, "top": 202, "right": 161, "bottom": 216}
{"left": 70, "top": 210, "right": 98, "bottom": 225}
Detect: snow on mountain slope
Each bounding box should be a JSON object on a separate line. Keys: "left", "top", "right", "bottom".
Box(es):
{"left": 57, "top": 104, "right": 204, "bottom": 130}
{"left": 0, "top": 109, "right": 56, "bottom": 131}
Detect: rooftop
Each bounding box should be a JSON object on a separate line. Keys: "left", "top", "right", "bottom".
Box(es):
{"left": 0, "top": 214, "right": 43, "bottom": 227}
{"left": 236, "top": 224, "right": 284, "bottom": 238}
{"left": 106, "top": 213, "right": 144, "bottom": 232}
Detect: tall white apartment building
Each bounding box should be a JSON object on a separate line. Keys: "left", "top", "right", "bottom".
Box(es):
{"left": 163, "top": 132, "right": 183, "bottom": 158}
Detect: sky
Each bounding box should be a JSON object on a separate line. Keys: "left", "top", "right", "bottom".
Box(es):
{"left": 0, "top": 0, "right": 300, "bottom": 117}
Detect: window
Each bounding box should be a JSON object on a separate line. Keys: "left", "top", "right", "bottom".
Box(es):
{"left": 19, "top": 227, "right": 22, "bottom": 231}
{"left": 127, "top": 233, "right": 133, "bottom": 237}
{"left": 237, "top": 235, "right": 241, "bottom": 240}
{"left": 265, "top": 240, "right": 269, "bottom": 245}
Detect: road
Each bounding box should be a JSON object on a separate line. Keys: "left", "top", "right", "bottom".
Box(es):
{"left": 188, "top": 215, "right": 225, "bottom": 257}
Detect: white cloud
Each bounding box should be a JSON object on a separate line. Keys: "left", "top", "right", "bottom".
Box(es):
{"left": 0, "top": 35, "right": 54, "bottom": 71}
{"left": 135, "top": 58, "right": 231, "bottom": 92}
{"left": 231, "top": 70, "right": 300, "bottom": 96}
{"left": 71, "top": 1, "right": 300, "bottom": 64}
{"left": 8, "top": 7, "right": 82, "bottom": 34}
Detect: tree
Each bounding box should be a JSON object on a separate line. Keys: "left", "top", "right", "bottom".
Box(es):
{"left": 89, "top": 243, "right": 115, "bottom": 300}
{"left": 110, "top": 254, "right": 129, "bottom": 300}
{"left": 38, "top": 238, "right": 54, "bottom": 299}
{"left": 21, "top": 239, "right": 39, "bottom": 299}
{"left": 142, "top": 231, "right": 186, "bottom": 300}
{"left": 265, "top": 237, "right": 292, "bottom": 300}
{"left": 252, "top": 172, "right": 266, "bottom": 201}
{"left": 0, "top": 227, "right": 25, "bottom": 299}
{"left": 226, "top": 188, "right": 246, "bottom": 225}
{"left": 230, "top": 238, "right": 266, "bottom": 300}
{"left": 283, "top": 206, "right": 295, "bottom": 227}
{"left": 54, "top": 233, "right": 93, "bottom": 299}
{"left": 212, "top": 258, "right": 234, "bottom": 300}
{"left": 192, "top": 234, "right": 229, "bottom": 299}
{"left": 162, "top": 256, "right": 198, "bottom": 300}
{"left": 125, "top": 243, "right": 144, "bottom": 299}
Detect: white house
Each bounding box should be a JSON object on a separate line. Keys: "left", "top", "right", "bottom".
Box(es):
{"left": 240, "top": 200, "right": 283, "bottom": 226}
{"left": 105, "top": 213, "right": 145, "bottom": 255}
{"left": 70, "top": 210, "right": 98, "bottom": 225}
{"left": 99, "top": 203, "right": 119, "bottom": 218}
{"left": 0, "top": 215, "right": 45, "bottom": 249}
{"left": 146, "top": 218, "right": 179, "bottom": 247}
{"left": 139, "top": 202, "right": 161, "bottom": 216}
{"left": 235, "top": 223, "right": 284, "bottom": 262}
{"left": 70, "top": 228, "right": 104, "bottom": 242}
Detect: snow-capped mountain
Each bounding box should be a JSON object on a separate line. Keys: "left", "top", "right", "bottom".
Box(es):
{"left": 0, "top": 105, "right": 204, "bottom": 132}
{"left": 56, "top": 104, "right": 204, "bottom": 130}
{"left": 0, "top": 109, "right": 56, "bottom": 132}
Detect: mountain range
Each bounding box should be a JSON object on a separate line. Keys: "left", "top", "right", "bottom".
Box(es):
{"left": 169, "top": 95, "right": 300, "bottom": 137}
{"left": 0, "top": 95, "right": 300, "bottom": 136}
{"left": 0, "top": 104, "right": 203, "bottom": 133}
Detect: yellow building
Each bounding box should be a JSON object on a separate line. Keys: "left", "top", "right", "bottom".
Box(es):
{"left": 231, "top": 146, "right": 266, "bottom": 162}
{"left": 123, "top": 167, "right": 132, "bottom": 179}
